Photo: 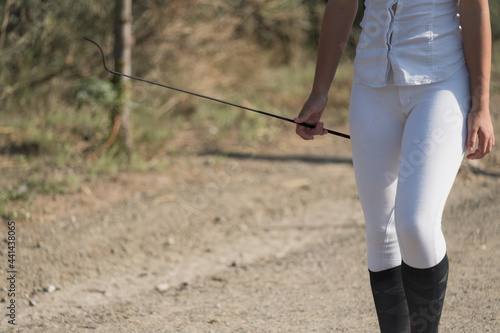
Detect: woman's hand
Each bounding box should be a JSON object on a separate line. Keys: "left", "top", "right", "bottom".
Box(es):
{"left": 294, "top": 94, "right": 328, "bottom": 140}
{"left": 466, "top": 107, "right": 495, "bottom": 159}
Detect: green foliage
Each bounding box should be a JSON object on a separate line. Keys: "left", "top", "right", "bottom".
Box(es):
{"left": 0, "top": 0, "right": 113, "bottom": 108}
{"left": 491, "top": 0, "right": 500, "bottom": 41}
{"left": 76, "top": 78, "right": 117, "bottom": 109}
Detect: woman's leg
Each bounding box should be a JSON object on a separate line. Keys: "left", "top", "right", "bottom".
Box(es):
{"left": 349, "top": 77, "right": 410, "bottom": 332}
{"left": 395, "top": 66, "right": 470, "bottom": 332}
{"left": 349, "top": 78, "right": 406, "bottom": 273}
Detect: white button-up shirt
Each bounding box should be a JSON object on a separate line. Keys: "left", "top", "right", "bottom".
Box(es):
{"left": 353, "top": 0, "right": 466, "bottom": 87}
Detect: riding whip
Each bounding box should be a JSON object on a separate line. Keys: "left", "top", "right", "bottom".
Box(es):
{"left": 84, "top": 37, "right": 350, "bottom": 140}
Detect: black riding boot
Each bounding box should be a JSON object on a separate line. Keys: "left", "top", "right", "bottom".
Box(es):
{"left": 402, "top": 254, "right": 449, "bottom": 333}
{"left": 369, "top": 266, "right": 411, "bottom": 333}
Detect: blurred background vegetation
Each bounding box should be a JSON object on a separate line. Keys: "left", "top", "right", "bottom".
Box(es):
{"left": 0, "top": 0, "right": 499, "bottom": 219}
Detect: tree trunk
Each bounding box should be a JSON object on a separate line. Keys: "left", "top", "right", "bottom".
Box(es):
{"left": 112, "top": 0, "right": 133, "bottom": 156}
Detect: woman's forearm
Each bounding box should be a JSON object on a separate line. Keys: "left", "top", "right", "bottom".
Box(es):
{"left": 460, "top": 0, "right": 492, "bottom": 112}
{"left": 310, "top": 0, "right": 358, "bottom": 97}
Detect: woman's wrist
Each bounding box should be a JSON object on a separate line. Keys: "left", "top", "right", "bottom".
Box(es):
{"left": 469, "top": 98, "right": 490, "bottom": 114}
{"left": 308, "top": 90, "right": 329, "bottom": 102}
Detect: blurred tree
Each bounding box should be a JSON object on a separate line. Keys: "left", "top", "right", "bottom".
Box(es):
{"left": 112, "top": 0, "right": 133, "bottom": 156}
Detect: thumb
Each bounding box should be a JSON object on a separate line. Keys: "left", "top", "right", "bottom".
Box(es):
{"left": 294, "top": 116, "right": 305, "bottom": 124}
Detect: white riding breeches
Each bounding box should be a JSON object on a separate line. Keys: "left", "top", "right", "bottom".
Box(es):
{"left": 349, "top": 66, "right": 470, "bottom": 271}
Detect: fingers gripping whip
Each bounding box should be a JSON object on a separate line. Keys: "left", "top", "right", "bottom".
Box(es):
{"left": 84, "top": 38, "right": 350, "bottom": 140}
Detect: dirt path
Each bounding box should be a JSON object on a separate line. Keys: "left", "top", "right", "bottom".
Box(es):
{"left": 0, "top": 129, "right": 499, "bottom": 332}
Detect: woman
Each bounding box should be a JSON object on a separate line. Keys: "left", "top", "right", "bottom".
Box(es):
{"left": 294, "top": 0, "right": 495, "bottom": 332}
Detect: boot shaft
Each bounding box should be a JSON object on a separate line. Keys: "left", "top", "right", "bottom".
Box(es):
{"left": 402, "top": 254, "right": 449, "bottom": 333}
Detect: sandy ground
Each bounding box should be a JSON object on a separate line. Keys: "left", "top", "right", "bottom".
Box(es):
{"left": 0, "top": 120, "right": 499, "bottom": 332}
